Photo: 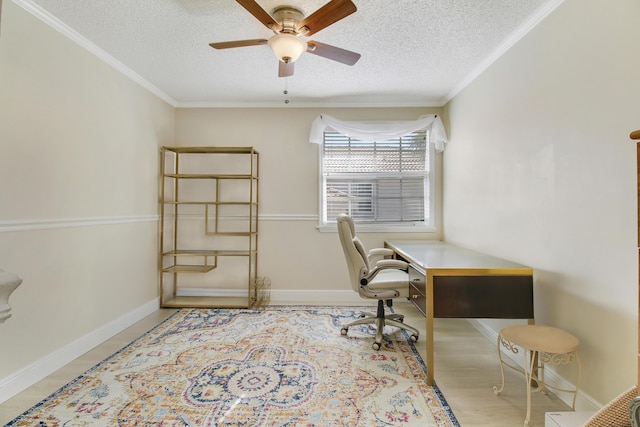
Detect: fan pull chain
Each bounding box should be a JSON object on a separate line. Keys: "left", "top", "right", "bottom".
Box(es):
{"left": 283, "top": 77, "right": 290, "bottom": 104}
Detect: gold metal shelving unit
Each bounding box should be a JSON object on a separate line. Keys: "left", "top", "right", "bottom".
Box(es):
{"left": 159, "top": 146, "right": 264, "bottom": 308}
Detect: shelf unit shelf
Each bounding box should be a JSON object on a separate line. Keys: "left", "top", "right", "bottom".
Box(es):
{"left": 159, "top": 146, "right": 265, "bottom": 308}
{"left": 161, "top": 296, "right": 252, "bottom": 309}
{"left": 163, "top": 249, "right": 254, "bottom": 255}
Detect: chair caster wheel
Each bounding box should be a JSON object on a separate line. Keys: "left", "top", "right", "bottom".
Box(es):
{"left": 410, "top": 334, "right": 418, "bottom": 342}
{"left": 372, "top": 342, "right": 381, "bottom": 351}
{"left": 340, "top": 327, "right": 348, "bottom": 336}
{"left": 359, "top": 313, "right": 366, "bottom": 319}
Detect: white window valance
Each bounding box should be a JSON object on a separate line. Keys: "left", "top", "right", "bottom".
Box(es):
{"left": 309, "top": 114, "right": 448, "bottom": 152}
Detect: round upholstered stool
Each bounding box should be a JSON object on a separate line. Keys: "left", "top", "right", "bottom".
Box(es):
{"left": 493, "top": 325, "right": 582, "bottom": 427}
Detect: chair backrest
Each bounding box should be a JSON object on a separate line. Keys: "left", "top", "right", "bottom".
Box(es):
{"left": 337, "top": 214, "right": 369, "bottom": 292}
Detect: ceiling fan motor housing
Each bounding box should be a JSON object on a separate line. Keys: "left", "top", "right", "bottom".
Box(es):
{"left": 271, "top": 7, "right": 305, "bottom": 34}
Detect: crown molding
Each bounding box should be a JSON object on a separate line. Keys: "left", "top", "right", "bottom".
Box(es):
{"left": 176, "top": 100, "right": 444, "bottom": 109}
{"left": 12, "top": 0, "right": 177, "bottom": 107}
{"left": 440, "top": 0, "right": 566, "bottom": 105}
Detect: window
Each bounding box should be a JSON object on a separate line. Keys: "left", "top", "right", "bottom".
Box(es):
{"left": 320, "top": 130, "right": 434, "bottom": 231}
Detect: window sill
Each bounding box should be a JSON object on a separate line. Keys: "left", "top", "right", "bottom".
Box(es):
{"left": 317, "top": 224, "right": 437, "bottom": 233}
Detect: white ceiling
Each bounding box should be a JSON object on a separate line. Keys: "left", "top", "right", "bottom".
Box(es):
{"left": 21, "top": 0, "right": 560, "bottom": 107}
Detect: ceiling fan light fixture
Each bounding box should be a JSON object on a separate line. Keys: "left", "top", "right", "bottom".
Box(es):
{"left": 268, "top": 33, "right": 306, "bottom": 63}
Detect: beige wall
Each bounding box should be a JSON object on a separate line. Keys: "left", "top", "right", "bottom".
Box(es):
{"left": 175, "top": 107, "right": 443, "bottom": 297}
{"left": 0, "top": 0, "right": 174, "bottom": 385}
{"left": 3, "top": 0, "right": 637, "bottom": 411}
{"left": 444, "top": 0, "right": 640, "bottom": 405}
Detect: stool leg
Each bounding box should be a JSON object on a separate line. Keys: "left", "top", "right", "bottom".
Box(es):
{"left": 531, "top": 350, "right": 540, "bottom": 389}
{"left": 538, "top": 358, "right": 547, "bottom": 395}
{"left": 493, "top": 333, "right": 506, "bottom": 395}
{"left": 571, "top": 351, "right": 582, "bottom": 409}
{"left": 523, "top": 349, "right": 537, "bottom": 427}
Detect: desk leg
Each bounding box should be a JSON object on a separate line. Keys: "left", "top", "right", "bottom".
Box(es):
{"left": 527, "top": 318, "right": 539, "bottom": 388}
{"left": 425, "top": 272, "right": 435, "bottom": 386}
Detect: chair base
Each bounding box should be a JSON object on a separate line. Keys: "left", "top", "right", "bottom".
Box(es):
{"left": 341, "top": 299, "right": 420, "bottom": 350}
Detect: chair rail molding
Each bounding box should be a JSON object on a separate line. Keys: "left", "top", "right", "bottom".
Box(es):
{"left": 0, "top": 270, "right": 22, "bottom": 323}
{"left": 0, "top": 214, "right": 158, "bottom": 233}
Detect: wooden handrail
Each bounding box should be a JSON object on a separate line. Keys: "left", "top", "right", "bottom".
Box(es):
{"left": 631, "top": 130, "right": 640, "bottom": 140}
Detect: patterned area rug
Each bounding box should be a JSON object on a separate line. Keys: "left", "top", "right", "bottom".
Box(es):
{"left": 5, "top": 307, "right": 459, "bottom": 426}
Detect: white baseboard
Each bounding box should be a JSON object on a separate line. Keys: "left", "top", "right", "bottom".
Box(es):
{"left": 0, "top": 298, "right": 159, "bottom": 404}
{"left": 177, "top": 288, "right": 368, "bottom": 305}
{"left": 269, "top": 289, "right": 368, "bottom": 305}
{"left": 468, "top": 319, "right": 601, "bottom": 411}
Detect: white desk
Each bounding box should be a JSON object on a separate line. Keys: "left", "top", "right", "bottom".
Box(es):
{"left": 384, "top": 240, "right": 534, "bottom": 385}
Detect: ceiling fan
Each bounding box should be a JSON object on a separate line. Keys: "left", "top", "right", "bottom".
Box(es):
{"left": 209, "top": 0, "right": 361, "bottom": 77}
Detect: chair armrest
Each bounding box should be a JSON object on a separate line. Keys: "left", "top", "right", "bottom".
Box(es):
{"left": 367, "top": 247, "right": 394, "bottom": 259}
{"left": 375, "top": 259, "right": 408, "bottom": 269}
{"left": 360, "top": 259, "right": 409, "bottom": 285}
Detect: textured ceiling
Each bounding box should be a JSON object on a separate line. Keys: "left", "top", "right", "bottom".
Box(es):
{"left": 22, "top": 0, "right": 559, "bottom": 107}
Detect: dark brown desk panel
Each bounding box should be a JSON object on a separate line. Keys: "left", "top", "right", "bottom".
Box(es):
{"left": 433, "top": 275, "right": 533, "bottom": 318}
{"left": 407, "top": 264, "right": 533, "bottom": 318}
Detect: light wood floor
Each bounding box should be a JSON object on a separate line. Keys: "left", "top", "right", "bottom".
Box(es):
{"left": 0, "top": 301, "right": 571, "bottom": 426}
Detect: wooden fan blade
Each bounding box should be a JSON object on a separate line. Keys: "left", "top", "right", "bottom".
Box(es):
{"left": 307, "top": 41, "right": 360, "bottom": 65}
{"left": 209, "top": 39, "right": 268, "bottom": 49}
{"left": 297, "top": 0, "right": 356, "bottom": 36}
{"left": 279, "top": 61, "right": 294, "bottom": 77}
{"left": 236, "top": 0, "right": 282, "bottom": 32}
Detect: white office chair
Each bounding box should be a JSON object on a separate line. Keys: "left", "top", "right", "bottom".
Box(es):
{"left": 337, "top": 214, "right": 419, "bottom": 350}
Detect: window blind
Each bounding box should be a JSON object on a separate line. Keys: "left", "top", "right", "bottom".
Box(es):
{"left": 322, "top": 131, "right": 429, "bottom": 224}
